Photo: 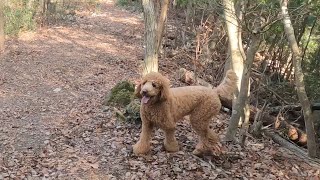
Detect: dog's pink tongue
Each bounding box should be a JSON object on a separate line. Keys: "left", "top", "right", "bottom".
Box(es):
{"left": 142, "top": 96, "right": 150, "bottom": 104}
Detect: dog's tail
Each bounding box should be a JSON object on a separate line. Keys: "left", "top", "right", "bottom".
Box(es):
{"left": 215, "top": 70, "right": 238, "bottom": 100}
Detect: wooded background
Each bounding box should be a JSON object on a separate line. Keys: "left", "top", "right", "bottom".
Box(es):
{"left": 131, "top": 0, "right": 320, "bottom": 158}
{"left": 1, "top": 0, "right": 319, "bottom": 158}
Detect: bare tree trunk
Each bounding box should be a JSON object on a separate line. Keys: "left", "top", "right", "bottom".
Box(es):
{"left": 296, "top": 15, "right": 309, "bottom": 45}
{"left": 222, "top": 0, "right": 245, "bottom": 142}
{"left": 156, "top": 0, "right": 169, "bottom": 52}
{"left": 27, "top": 0, "right": 35, "bottom": 9}
{"left": 313, "top": 110, "right": 320, "bottom": 147}
{"left": 235, "top": 0, "right": 245, "bottom": 59}
{"left": 38, "top": 0, "right": 49, "bottom": 26}
{"left": 280, "top": 0, "right": 319, "bottom": 158}
{"left": 142, "top": 0, "right": 159, "bottom": 75}
{"left": 182, "top": 0, "right": 193, "bottom": 46}
{"left": 301, "top": 18, "right": 316, "bottom": 63}
{"left": 239, "top": 33, "right": 262, "bottom": 145}
{"left": 0, "top": 1, "right": 4, "bottom": 53}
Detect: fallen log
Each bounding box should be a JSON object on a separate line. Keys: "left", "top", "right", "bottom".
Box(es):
{"left": 312, "top": 103, "right": 320, "bottom": 111}
{"left": 263, "top": 129, "right": 320, "bottom": 167}
{"left": 269, "top": 104, "right": 302, "bottom": 114}
{"left": 269, "top": 103, "right": 320, "bottom": 114}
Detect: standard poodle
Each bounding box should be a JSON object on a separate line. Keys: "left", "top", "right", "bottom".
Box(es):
{"left": 133, "top": 70, "right": 238, "bottom": 156}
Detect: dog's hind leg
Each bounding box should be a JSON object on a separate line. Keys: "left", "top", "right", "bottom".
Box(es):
{"left": 163, "top": 128, "right": 179, "bottom": 152}
{"left": 133, "top": 121, "right": 153, "bottom": 155}
{"left": 190, "top": 110, "right": 219, "bottom": 156}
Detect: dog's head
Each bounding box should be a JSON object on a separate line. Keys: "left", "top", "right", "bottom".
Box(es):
{"left": 135, "top": 72, "right": 171, "bottom": 105}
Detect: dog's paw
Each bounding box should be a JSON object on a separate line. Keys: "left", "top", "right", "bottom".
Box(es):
{"left": 192, "top": 148, "right": 203, "bottom": 156}
{"left": 132, "top": 142, "right": 150, "bottom": 155}
{"left": 164, "top": 140, "right": 179, "bottom": 152}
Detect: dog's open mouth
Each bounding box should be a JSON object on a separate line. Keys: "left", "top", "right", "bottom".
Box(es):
{"left": 142, "top": 95, "right": 151, "bottom": 104}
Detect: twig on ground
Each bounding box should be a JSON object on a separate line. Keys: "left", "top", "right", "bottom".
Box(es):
{"left": 191, "top": 154, "right": 228, "bottom": 177}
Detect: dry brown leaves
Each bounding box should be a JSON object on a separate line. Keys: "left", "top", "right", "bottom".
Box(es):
{"left": 0, "top": 0, "right": 319, "bottom": 179}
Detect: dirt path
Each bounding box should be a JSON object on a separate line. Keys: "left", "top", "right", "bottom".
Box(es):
{"left": 0, "top": 0, "right": 320, "bottom": 179}
{"left": 0, "top": 0, "right": 144, "bottom": 178}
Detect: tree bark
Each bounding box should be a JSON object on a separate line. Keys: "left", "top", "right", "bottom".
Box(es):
{"left": 235, "top": 0, "right": 245, "bottom": 59}
{"left": 280, "top": 0, "right": 319, "bottom": 158}
{"left": 222, "top": 0, "right": 245, "bottom": 142}
{"left": 301, "top": 18, "right": 316, "bottom": 63}
{"left": 156, "top": 0, "right": 169, "bottom": 52}
{"left": 142, "top": 0, "right": 158, "bottom": 75}
{"left": 27, "top": 0, "right": 35, "bottom": 9}
{"left": 223, "top": 0, "right": 244, "bottom": 83}
{"left": 0, "top": 1, "right": 4, "bottom": 53}
{"left": 313, "top": 110, "right": 320, "bottom": 153}
{"left": 238, "top": 33, "right": 262, "bottom": 145}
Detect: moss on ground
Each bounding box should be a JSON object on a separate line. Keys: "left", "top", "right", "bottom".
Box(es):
{"left": 104, "top": 81, "right": 135, "bottom": 107}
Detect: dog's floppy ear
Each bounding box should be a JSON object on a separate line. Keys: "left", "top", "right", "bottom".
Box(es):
{"left": 134, "top": 81, "right": 142, "bottom": 98}
{"left": 159, "top": 78, "right": 170, "bottom": 102}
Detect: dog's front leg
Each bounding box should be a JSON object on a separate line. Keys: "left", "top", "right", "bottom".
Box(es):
{"left": 133, "top": 121, "right": 153, "bottom": 155}
{"left": 163, "top": 128, "right": 179, "bottom": 152}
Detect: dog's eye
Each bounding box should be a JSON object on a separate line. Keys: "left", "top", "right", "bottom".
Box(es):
{"left": 152, "top": 82, "right": 157, "bottom": 88}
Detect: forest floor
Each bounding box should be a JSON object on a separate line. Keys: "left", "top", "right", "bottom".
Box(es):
{"left": 0, "top": 0, "right": 319, "bottom": 179}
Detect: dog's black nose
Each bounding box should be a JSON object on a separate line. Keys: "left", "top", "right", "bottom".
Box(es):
{"left": 141, "top": 90, "right": 148, "bottom": 96}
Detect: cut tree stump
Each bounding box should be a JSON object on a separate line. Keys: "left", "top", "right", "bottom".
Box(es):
{"left": 177, "top": 68, "right": 213, "bottom": 88}
{"left": 225, "top": 99, "right": 308, "bottom": 145}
